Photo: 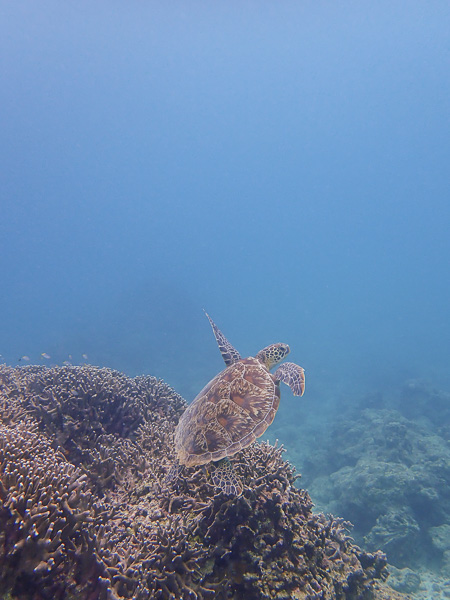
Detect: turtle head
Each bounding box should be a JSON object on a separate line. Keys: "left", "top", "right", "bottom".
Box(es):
{"left": 256, "top": 343, "right": 290, "bottom": 370}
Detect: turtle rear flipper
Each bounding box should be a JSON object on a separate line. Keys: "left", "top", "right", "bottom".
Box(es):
{"left": 204, "top": 310, "right": 241, "bottom": 366}
{"left": 274, "top": 362, "right": 305, "bottom": 396}
{"left": 165, "top": 461, "right": 183, "bottom": 488}
{"left": 209, "top": 458, "right": 243, "bottom": 496}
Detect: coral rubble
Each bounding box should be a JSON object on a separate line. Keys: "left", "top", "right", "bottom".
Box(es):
{"left": 0, "top": 364, "right": 396, "bottom": 599}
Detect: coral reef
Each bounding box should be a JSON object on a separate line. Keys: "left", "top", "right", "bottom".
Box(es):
{"left": 386, "top": 566, "right": 421, "bottom": 595}
{"left": 399, "top": 379, "right": 450, "bottom": 430}
{"left": 303, "top": 404, "right": 450, "bottom": 576}
{"left": 0, "top": 420, "right": 111, "bottom": 599}
{"left": 0, "top": 364, "right": 185, "bottom": 494}
{"left": 0, "top": 364, "right": 399, "bottom": 599}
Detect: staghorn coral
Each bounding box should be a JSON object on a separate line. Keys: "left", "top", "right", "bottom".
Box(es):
{"left": 158, "top": 441, "right": 387, "bottom": 600}
{"left": 0, "top": 364, "right": 185, "bottom": 437}
{"left": 0, "top": 420, "right": 113, "bottom": 599}
{"left": 0, "top": 364, "right": 185, "bottom": 493}
{"left": 0, "top": 364, "right": 404, "bottom": 600}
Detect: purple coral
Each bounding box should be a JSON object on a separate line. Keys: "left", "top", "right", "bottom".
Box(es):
{"left": 0, "top": 365, "right": 397, "bottom": 599}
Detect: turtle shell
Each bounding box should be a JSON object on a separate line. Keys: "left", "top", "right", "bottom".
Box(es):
{"left": 174, "top": 357, "right": 280, "bottom": 467}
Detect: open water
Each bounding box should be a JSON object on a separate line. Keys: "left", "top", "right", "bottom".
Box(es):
{"left": 2, "top": 4, "right": 450, "bottom": 595}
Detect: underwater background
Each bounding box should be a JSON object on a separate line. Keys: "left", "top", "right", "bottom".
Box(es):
{"left": 1, "top": 2, "right": 450, "bottom": 597}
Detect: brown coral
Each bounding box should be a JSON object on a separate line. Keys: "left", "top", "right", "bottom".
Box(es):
{"left": 0, "top": 364, "right": 185, "bottom": 493}
{"left": 0, "top": 364, "right": 401, "bottom": 600}
{"left": 157, "top": 441, "right": 387, "bottom": 599}
{"left": 0, "top": 421, "right": 112, "bottom": 599}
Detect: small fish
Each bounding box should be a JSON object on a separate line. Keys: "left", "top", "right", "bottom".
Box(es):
{"left": 63, "top": 361, "right": 72, "bottom": 366}
{"left": 20, "top": 355, "right": 30, "bottom": 361}
{"left": 41, "top": 353, "right": 51, "bottom": 359}
{"left": 82, "top": 354, "right": 88, "bottom": 360}
{"left": 68, "top": 354, "right": 73, "bottom": 360}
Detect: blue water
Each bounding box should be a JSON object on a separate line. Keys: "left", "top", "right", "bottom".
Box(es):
{"left": 1, "top": 2, "right": 450, "bottom": 407}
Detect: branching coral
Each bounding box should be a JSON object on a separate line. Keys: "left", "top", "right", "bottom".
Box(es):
{"left": 0, "top": 364, "right": 185, "bottom": 493}
{"left": 0, "top": 365, "right": 397, "bottom": 600}
{"left": 159, "top": 441, "right": 387, "bottom": 599}
{"left": 0, "top": 421, "right": 112, "bottom": 599}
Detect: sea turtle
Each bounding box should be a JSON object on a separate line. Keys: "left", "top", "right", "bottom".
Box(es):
{"left": 172, "top": 311, "right": 305, "bottom": 495}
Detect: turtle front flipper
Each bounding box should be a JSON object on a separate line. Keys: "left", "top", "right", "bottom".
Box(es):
{"left": 209, "top": 458, "right": 243, "bottom": 496}
{"left": 204, "top": 310, "right": 241, "bottom": 366}
{"left": 274, "top": 362, "right": 305, "bottom": 396}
